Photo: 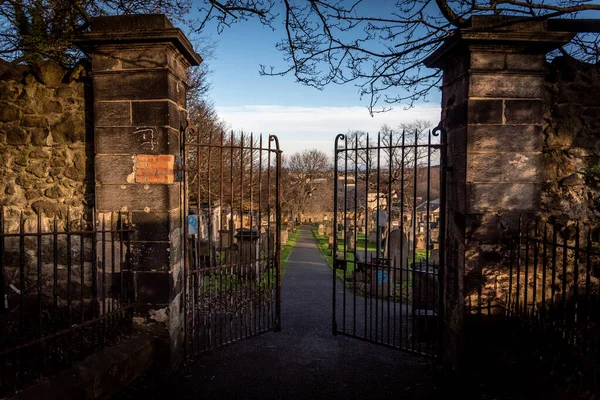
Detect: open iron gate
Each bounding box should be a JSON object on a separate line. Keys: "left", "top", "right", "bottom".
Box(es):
{"left": 332, "top": 127, "right": 446, "bottom": 357}
{"left": 182, "top": 123, "right": 282, "bottom": 355}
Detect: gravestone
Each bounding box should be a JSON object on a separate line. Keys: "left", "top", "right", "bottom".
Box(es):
{"left": 430, "top": 249, "right": 440, "bottom": 264}
{"left": 386, "top": 229, "right": 409, "bottom": 282}
{"left": 328, "top": 234, "right": 334, "bottom": 249}
{"left": 234, "top": 228, "right": 261, "bottom": 280}
{"left": 326, "top": 226, "right": 333, "bottom": 236}
{"left": 416, "top": 234, "right": 426, "bottom": 250}
{"left": 281, "top": 229, "right": 288, "bottom": 246}
{"left": 346, "top": 226, "right": 355, "bottom": 251}
{"left": 368, "top": 231, "right": 377, "bottom": 245}
{"left": 318, "top": 224, "right": 325, "bottom": 235}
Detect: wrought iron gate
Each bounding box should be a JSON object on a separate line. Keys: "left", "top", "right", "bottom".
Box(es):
{"left": 182, "top": 124, "right": 282, "bottom": 354}
{"left": 332, "top": 127, "right": 446, "bottom": 357}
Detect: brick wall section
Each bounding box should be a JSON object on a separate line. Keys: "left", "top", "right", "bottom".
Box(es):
{"left": 75, "top": 14, "right": 201, "bottom": 371}
{"left": 134, "top": 155, "right": 175, "bottom": 184}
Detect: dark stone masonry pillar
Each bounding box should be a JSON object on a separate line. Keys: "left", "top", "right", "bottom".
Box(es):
{"left": 75, "top": 14, "right": 202, "bottom": 369}
{"left": 424, "top": 16, "right": 574, "bottom": 371}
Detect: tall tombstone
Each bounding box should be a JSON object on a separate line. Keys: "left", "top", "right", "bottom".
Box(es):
{"left": 386, "top": 229, "right": 409, "bottom": 282}
{"left": 424, "top": 15, "right": 574, "bottom": 371}
{"left": 75, "top": 14, "right": 202, "bottom": 370}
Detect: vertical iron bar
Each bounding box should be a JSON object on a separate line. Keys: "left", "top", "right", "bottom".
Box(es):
{"left": 387, "top": 129, "right": 393, "bottom": 347}
{"left": 343, "top": 135, "right": 348, "bottom": 334}
{"left": 541, "top": 223, "right": 548, "bottom": 319}
{"left": 532, "top": 220, "right": 539, "bottom": 319}
{"left": 573, "top": 223, "right": 580, "bottom": 346}
{"left": 400, "top": 132, "right": 407, "bottom": 350}
{"left": 258, "top": 135, "right": 263, "bottom": 334}
{"left": 365, "top": 133, "right": 370, "bottom": 340}
{"left": 410, "top": 130, "right": 418, "bottom": 351}
{"left": 524, "top": 220, "right": 530, "bottom": 317}
{"left": 562, "top": 225, "right": 568, "bottom": 338}
{"left": 0, "top": 207, "right": 4, "bottom": 347}
{"left": 423, "top": 129, "right": 433, "bottom": 354}
{"left": 375, "top": 132, "right": 381, "bottom": 343}
{"left": 37, "top": 212, "right": 42, "bottom": 377}
{"left": 273, "top": 135, "right": 282, "bottom": 332}
{"left": 438, "top": 126, "right": 448, "bottom": 357}
{"left": 353, "top": 136, "right": 358, "bottom": 337}
{"left": 333, "top": 134, "right": 342, "bottom": 335}
{"left": 516, "top": 216, "right": 522, "bottom": 314}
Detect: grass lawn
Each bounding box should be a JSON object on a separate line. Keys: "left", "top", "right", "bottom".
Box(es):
{"left": 281, "top": 228, "right": 300, "bottom": 273}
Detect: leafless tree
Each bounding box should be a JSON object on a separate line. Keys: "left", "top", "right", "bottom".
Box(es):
{"left": 0, "top": 0, "right": 194, "bottom": 64}
{"left": 282, "top": 149, "right": 332, "bottom": 222}
{"left": 193, "top": 0, "right": 600, "bottom": 113}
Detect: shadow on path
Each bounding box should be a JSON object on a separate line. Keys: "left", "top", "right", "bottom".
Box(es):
{"left": 115, "top": 226, "right": 436, "bottom": 399}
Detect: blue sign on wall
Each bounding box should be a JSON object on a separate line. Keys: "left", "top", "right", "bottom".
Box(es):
{"left": 377, "top": 270, "right": 389, "bottom": 285}
{"left": 188, "top": 215, "right": 199, "bottom": 235}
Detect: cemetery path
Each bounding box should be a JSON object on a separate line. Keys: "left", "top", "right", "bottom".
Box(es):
{"left": 114, "top": 226, "right": 436, "bottom": 399}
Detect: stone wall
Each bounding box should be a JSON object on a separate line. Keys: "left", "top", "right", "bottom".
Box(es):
{"left": 0, "top": 59, "right": 92, "bottom": 219}
{"left": 542, "top": 56, "right": 600, "bottom": 227}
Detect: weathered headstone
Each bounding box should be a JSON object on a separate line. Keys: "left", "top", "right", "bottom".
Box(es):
{"left": 368, "top": 231, "right": 377, "bottom": 245}
{"left": 416, "top": 233, "right": 426, "bottom": 250}
{"left": 346, "top": 226, "right": 355, "bottom": 251}
{"left": 326, "top": 226, "right": 333, "bottom": 236}
{"left": 386, "top": 229, "right": 409, "bottom": 282}
{"left": 281, "top": 229, "right": 288, "bottom": 246}
{"left": 318, "top": 224, "right": 325, "bottom": 235}
{"left": 328, "top": 234, "right": 334, "bottom": 249}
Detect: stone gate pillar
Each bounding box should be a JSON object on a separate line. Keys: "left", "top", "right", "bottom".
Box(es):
{"left": 424, "top": 16, "right": 573, "bottom": 371}
{"left": 75, "top": 14, "right": 202, "bottom": 369}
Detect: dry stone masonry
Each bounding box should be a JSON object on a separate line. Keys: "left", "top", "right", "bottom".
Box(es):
{"left": 0, "top": 59, "right": 91, "bottom": 219}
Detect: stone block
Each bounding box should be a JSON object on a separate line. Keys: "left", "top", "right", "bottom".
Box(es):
{"left": 135, "top": 271, "right": 170, "bottom": 304}
{"left": 96, "top": 184, "right": 180, "bottom": 212}
{"left": 131, "top": 210, "right": 173, "bottom": 241}
{"left": 0, "top": 101, "right": 22, "bottom": 122}
{"left": 94, "top": 70, "right": 170, "bottom": 101}
{"left": 95, "top": 102, "right": 131, "bottom": 127}
{"left": 468, "top": 125, "right": 542, "bottom": 152}
{"left": 502, "top": 153, "right": 541, "bottom": 183}
{"left": 442, "top": 77, "right": 469, "bottom": 109}
{"left": 467, "top": 100, "right": 502, "bottom": 124}
{"left": 466, "top": 153, "right": 502, "bottom": 183}
{"left": 468, "top": 183, "right": 540, "bottom": 212}
{"left": 505, "top": 54, "right": 545, "bottom": 71}
{"left": 93, "top": 48, "right": 169, "bottom": 71}
{"left": 95, "top": 155, "right": 135, "bottom": 184}
{"left": 504, "top": 100, "right": 543, "bottom": 124}
{"left": 95, "top": 126, "right": 179, "bottom": 155}
{"left": 469, "top": 74, "right": 544, "bottom": 98}
{"left": 131, "top": 241, "right": 171, "bottom": 271}
{"left": 444, "top": 99, "right": 468, "bottom": 128}
{"left": 470, "top": 52, "right": 505, "bottom": 71}
{"left": 131, "top": 101, "right": 180, "bottom": 128}
{"left": 167, "top": 73, "right": 187, "bottom": 105}
{"left": 91, "top": 14, "right": 174, "bottom": 32}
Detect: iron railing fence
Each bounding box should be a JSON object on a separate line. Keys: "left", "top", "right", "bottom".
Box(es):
{"left": 182, "top": 127, "right": 282, "bottom": 355}
{"left": 501, "top": 220, "right": 600, "bottom": 394}
{"left": 0, "top": 208, "right": 134, "bottom": 397}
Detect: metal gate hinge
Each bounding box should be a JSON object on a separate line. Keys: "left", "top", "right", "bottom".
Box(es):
{"left": 174, "top": 155, "right": 184, "bottom": 182}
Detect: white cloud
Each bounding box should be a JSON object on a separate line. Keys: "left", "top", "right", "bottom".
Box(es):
{"left": 215, "top": 104, "right": 441, "bottom": 156}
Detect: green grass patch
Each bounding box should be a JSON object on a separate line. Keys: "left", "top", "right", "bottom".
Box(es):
{"left": 281, "top": 228, "right": 300, "bottom": 272}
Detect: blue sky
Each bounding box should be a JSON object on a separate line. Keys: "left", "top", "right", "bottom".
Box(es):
{"left": 185, "top": 3, "right": 442, "bottom": 156}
